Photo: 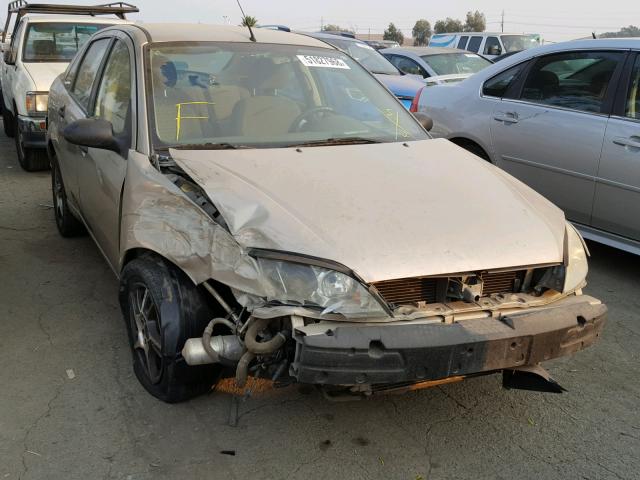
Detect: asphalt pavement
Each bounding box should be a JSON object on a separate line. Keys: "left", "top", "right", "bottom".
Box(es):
{"left": 1, "top": 121, "right": 639, "bottom": 479}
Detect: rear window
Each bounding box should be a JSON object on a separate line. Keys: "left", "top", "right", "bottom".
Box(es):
{"left": 421, "top": 52, "right": 491, "bottom": 76}
{"left": 22, "top": 22, "right": 109, "bottom": 62}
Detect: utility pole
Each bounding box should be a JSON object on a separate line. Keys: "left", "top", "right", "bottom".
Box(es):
{"left": 501, "top": 10, "right": 504, "bottom": 33}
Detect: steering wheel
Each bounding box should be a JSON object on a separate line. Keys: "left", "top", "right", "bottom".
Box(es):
{"left": 289, "top": 106, "right": 336, "bottom": 132}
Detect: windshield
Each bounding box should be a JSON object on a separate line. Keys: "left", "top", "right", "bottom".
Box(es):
{"left": 316, "top": 37, "right": 399, "bottom": 75}
{"left": 421, "top": 52, "right": 492, "bottom": 76}
{"left": 147, "top": 42, "right": 427, "bottom": 149}
{"left": 501, "top": 34, "right": 541, "bottom": 53}
{"left": 22, "top": 22, "right": 109, "bottom": 62}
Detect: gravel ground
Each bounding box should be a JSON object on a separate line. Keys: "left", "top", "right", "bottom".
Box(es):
{"left": 0, "top": 123, "right": 639, "bottom": 480}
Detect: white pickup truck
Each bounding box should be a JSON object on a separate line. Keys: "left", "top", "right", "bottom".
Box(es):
{"left": 0, "top": 1, "right": 136, "bottom": 171}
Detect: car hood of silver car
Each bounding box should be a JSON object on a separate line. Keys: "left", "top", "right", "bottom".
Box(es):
{"left": 171, "top": 138, "right": 566, "bottom": 283}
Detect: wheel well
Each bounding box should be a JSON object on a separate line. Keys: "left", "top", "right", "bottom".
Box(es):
{"left": 120, "top": 247, "right": 238, "bottom": 316}
{"left": 449, "top": 138, "right": 491, "bottom": 162}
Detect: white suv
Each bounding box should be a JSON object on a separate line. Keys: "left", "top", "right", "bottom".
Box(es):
{"left": 0, "top": 2, "right": 136, "bottom": 171}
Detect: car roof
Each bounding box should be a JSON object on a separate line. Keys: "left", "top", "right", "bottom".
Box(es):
{"left": 381, "top": 46, "right": 466, "bottom": 56}
{"left": 432, "top": 32, "right": 534, "bottom": 36}
{"left": 22, "top": 14, "right": 130, "bottom": 24}
{"left": 136, "top": 23, "right": 329, "bottom": 48}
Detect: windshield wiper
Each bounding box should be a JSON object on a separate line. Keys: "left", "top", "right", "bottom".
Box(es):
{"left": 170, "top": 142, "right": 254, "bottom": 150}
{"left": 287, "top": 137, "right": 382, "bottom": 148}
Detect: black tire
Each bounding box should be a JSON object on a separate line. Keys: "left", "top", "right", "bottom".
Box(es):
{"left": 15, "top": 112, "right": 48, "bottom": 171}
{"left": 51, "top": 158, "right": 85, "bottom": 237}
{"left": 3, "top": 104, "right": 15, "bottom": 137}
{"left": 119, "top": 255, "right": 221, "bottom": 403}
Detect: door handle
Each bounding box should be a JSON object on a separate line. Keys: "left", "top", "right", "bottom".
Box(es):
{"left": 493, "top": 112, "right": 519, "bottom": 124}
{"left": 612, "top": 136, "right": 640, "bottom": 149}
{"left": 58, "top": 105, "right": 65, "bottom": 118}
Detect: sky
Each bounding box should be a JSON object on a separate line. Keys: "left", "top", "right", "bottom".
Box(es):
{"left": 13, "top": 0, "right": 640, "bottom": 43}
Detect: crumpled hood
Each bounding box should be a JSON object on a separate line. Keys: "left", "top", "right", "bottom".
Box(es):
{"left": 171, "top": 139, "right": 565, "bottom": 283}
{"left": 22, "top": 62, "right": 68, "bottom": 91}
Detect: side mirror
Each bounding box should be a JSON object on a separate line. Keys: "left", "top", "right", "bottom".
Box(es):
{"left": 413, "top": 112, "right": 433, "bottom": 131}
{"left": 63, "top": 118, "right": 122, "bottom": 154}
{"left": 488, "top": 45, "right": 502, "bottom": 56}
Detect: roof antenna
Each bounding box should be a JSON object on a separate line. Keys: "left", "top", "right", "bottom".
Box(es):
{"left": 236, "top": 0, "right": 256, "bottom": 42}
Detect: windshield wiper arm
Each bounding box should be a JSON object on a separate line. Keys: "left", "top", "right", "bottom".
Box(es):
{"left": 170, "top": 142, "right": 254, "bottom": 150}
{"left": 288, "top": 137, "right": 382, "bottom": 148}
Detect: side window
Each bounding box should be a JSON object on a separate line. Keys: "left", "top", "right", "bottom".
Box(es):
{"left": 392, "top": 56, "right": 427, "bottom": 77}
{"left": 521, "top": 51, "right": 623, "bottom": 113}
{"left": 467, "top": 36, "right": 483, "bottom": 53}
{"left": 457, "top": 36, "right": 469, "bottom": 49}
{"left": 483, "top": 63, "right": 526, "bottom": 98}
{"left": 624, "top": 55, "right": 640, "bottom": 120}
{"left": 94, "top": 40, "right": 131, "bottom": 136}
{"left": 71, "top": 38, "right": 111, "bottom": 111}
{"left": 63, "top": 52, "right": 83, "bottom": 88}
{"left": 484, "top": 37, "right": 502, "bottom": 56}
{"left": 9, "top": 20, "right": 25, "bottom": 63}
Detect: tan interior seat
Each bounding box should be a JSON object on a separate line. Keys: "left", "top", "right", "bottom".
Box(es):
{"left": 230, "top": 63, "right": 302, "bottom": 137}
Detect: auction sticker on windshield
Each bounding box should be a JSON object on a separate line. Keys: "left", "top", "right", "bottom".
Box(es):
{"left": 297, "top": 55, "right": 350, "bottom": 69}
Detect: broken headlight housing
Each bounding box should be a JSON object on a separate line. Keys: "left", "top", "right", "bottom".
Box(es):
{"left": 255, "top": 257, "right": 388, "bottom": 317}
{"left": 562, "top": 223, "right": 589, "bottom": 293}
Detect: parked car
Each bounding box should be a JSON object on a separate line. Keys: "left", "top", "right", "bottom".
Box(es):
{"left": 308, "top": 32, "right": 424, "bottom": 109}
{"left": 47, "top": 23, "right": 605, "bottom": 403}
{"left": 0, "top": 1, "right": 135, "bottom": 171}
{"left": 382, "top": 47, "right": 492, "bottom": 86}
{"left": 417, "top": 39, "right": 640, "bottom": 255}
{"left": 430, "top": 32, "right": 541, "bottom": 60}
{"left": 365, "top": 39, "right": 399, "bottom": 50}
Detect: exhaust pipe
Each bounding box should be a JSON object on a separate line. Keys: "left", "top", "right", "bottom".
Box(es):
{"left": 182, "top": 335, "right": 244, "bottom": 366}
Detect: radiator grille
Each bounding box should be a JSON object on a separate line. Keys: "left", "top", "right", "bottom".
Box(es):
{"left": 372, "top": 270, "right": 522, "bottom": 306}
{"left": 480, "top": 270, "right": 518, "bottom": 296}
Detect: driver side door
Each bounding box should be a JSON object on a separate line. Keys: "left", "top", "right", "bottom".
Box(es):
{"left": 77, "top": 36, "right": 134, "bottom": 270}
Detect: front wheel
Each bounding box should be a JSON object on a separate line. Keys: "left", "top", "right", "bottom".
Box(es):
{"left": 119, "top": 256, "right": 221, "bottom": 403}
{"left": 2, "top": 104, "right": 15, "bottom": 137}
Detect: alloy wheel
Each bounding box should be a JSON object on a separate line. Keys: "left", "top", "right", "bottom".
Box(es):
{"left": 129, "top": 283, "right": 164, "bottom": 384}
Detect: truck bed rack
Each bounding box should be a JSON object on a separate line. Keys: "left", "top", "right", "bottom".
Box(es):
{"left": 3, "top": 2, "right": 139, "bottom": 42}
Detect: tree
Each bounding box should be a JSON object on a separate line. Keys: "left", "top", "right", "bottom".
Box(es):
{"left": 433, "top": 18, "right": 463, "bottom": 34}
{"left": 322, "top": 24, "right": 354, "bottom": 33}
{"left": 240, "top": 15, "right": 258, "bottom": 28}
{"left": 412, "top": 19, "right": 432, "bottom": 46}
{"left": 600, "top": 25, "right": 640, "bottom": 38}
{"left": 463, "top": 11, "right": 486, "bottom": 32}
{"left": 383, "top": 22, "right": 404, "bottom": 45}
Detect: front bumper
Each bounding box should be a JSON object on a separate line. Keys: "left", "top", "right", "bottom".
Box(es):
{"left": 291, "top": 295, "right": 606, "bottom": 385}
{"left": 17, "top": 115, "right": 47, "bottom": 149}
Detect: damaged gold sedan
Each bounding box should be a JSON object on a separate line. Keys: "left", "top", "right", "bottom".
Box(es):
{"left": 46, "top": 23, "right": 606, "bottom": 402}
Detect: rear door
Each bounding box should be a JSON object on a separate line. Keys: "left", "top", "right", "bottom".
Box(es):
{"left": 55, "top": 37, "right": 112, "bottom": 204}
{"left": 591, "top": 52, "right": 640, "bottom": 241}
{"left": 77, "top": 35, "right": 134, "bottom": 268}
{"left": 490, "top": 50, "right": 625, "bottom": 224}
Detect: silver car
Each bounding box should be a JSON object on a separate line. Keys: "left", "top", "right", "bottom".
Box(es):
{"left": 417, "top": 39, "right": 640, "bottom": 255}
{"left": 381, "top": 46, "right": 493, "bottom": 86}
{"left": 46, "top": 23, "right": 605, "bottom": 403}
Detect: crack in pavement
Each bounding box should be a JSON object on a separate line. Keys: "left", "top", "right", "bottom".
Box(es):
{"left": 18, "top": 383, "right": 64, "bottom": 480}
